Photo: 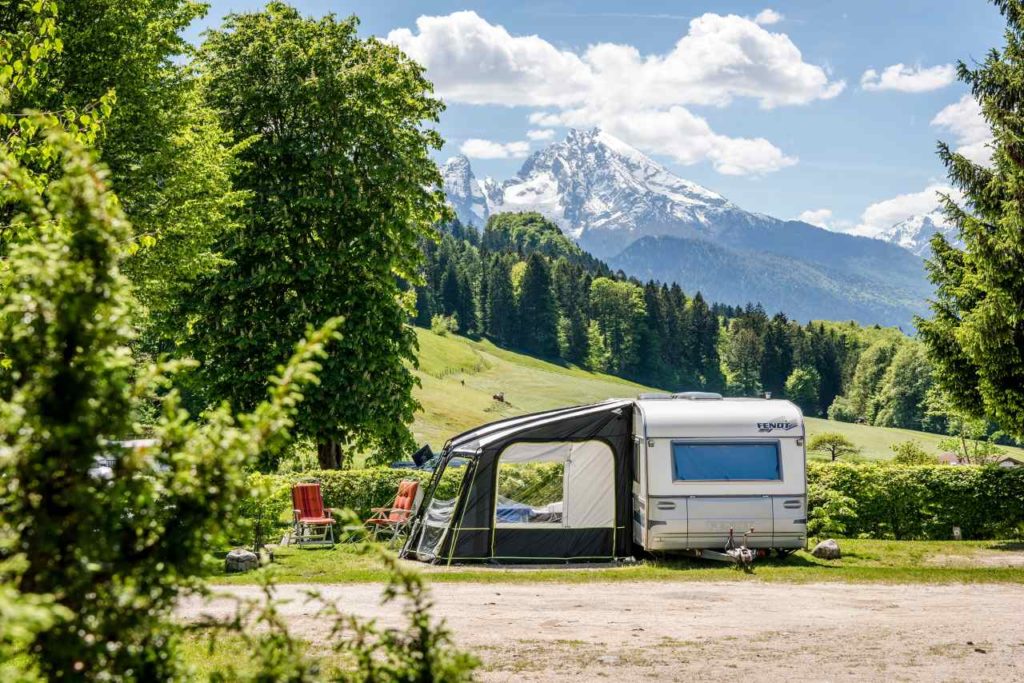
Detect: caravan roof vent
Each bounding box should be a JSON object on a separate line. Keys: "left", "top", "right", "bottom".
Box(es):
{"left": 637, "top": 392, "right": 673, "bottom": 400}
{"left": 671, "top": 391, "right": 723, "bottom": 400}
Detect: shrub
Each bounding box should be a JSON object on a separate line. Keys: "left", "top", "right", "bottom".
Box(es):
{"left": 430, "top": 313, "right": 459, "bottom": 336}
{"left": 891, "top": 440, "right": 936, "bottom": 465}
{"left": 808, "top": 462, "right": 1024, "bottom": 540}
{"left": 807, "top": 482, "right": 858, "bottom": 538}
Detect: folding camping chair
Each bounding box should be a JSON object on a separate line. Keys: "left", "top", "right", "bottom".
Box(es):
{"left": 365, "top": 480, "right": 419, "bottom": 545}
{"left": 291, "top": 482, "right": 335, "bottom": 547}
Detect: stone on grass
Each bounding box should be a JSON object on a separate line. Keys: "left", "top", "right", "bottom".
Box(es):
{"left": 811, "top": 539, "right": 841, "bottom": 560}
{"left": 225, "top": 548, "right": 259, "bottom": 573}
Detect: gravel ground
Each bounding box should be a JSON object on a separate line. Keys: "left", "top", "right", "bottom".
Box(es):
{"left": 178, "top": 579, "right": 1024, "bottom": 681}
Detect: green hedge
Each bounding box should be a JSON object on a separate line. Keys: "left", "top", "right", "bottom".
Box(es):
{"left": 808, "top": 462, "right": 1024, "bottom": 540}
{"left": 243, "top": 462, "right": 1024, "bottom": 543}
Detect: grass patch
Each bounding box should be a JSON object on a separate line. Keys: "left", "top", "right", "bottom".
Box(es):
{"left": 179, "top": 631, "right": 348, "bottom": 679}
{"left": 210, "top": 539, "right": 1024, "bottom": 587}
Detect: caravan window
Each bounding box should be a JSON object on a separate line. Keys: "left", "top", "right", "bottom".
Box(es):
{"left": 671, "top": 442, "right": 781, "bottom": 481}
{"left": 495, "top": 441, "right": 615, "bottom": 528}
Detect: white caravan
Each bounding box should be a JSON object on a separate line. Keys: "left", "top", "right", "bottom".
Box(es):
{"left": 632, "top": 393, "right": 807, "bottom": 555}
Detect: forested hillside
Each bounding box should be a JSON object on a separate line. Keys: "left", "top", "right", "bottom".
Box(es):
{"left": 413, "top": 212, "right": 1018, "bottom": 453}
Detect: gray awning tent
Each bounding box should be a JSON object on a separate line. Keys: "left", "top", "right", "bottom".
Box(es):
{"left": 401, "top": 400, "right": 634, "bottom": 564}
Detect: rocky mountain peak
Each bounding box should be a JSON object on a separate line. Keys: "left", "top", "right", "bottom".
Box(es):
{"left": 440, "top": 154, "right": 488, "bottom": 228}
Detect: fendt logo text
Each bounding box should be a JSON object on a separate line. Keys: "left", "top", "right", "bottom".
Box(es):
{"left": 757, "top": 421, "right": 797, "bottom": 433}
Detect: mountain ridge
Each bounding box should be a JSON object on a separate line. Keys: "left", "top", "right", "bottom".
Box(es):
{"left": 439, "top": 128, "right": 932, "bottom": 328}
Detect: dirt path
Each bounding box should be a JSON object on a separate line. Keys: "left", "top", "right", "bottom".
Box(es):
{"left": 178, "top": 580, "right": 1024, "bottom": 681}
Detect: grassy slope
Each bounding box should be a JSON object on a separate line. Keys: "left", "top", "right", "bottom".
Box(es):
{"left": 411, "top": 327, "right": 1024, "bottom": 462}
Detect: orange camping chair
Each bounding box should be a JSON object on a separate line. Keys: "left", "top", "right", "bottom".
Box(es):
{"left": 291, "top": 482, "right": 335, "bottom": 547}
{"left": 365, "top": 480, "right": 419, "bottom": 544}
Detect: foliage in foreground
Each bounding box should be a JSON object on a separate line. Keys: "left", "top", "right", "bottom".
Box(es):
{"left": 0, "top": 120, "right": 473, "bottom": 681}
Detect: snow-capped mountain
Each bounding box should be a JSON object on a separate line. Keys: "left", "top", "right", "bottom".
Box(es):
{"left": 877, "top": 210, "right": 961, "bottom": 257}
{"left": 439, "top": 129, "right": 933, "bottom": 328}
{"left": 439, "top": 155, "right": 489, "bottom": 228}
{"left": 484, "top": 128, "right": 775, "bottom": 258}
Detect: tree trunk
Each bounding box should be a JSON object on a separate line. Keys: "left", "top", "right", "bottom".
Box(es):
{"left": 317, "top": 438, "right": 343, "bottom": 469}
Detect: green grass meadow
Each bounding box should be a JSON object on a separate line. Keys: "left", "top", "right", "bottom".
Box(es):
{"left": 211, "top": 539, "right": 1024, "bottom": 586}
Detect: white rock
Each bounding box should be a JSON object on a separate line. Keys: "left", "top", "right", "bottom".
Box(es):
{"left": 225, "top": 548, "right": 259, "bottom": 573}
{"left": 811, "top": 539, "right": 841, "bottom": 560}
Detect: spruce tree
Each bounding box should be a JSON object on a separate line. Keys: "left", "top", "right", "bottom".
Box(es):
{"left": 760, "top": 314, "right": 795, "bottom": 398}
{"left": 552, "top": 258, "right": 590, "bottom": 363}
{"left": 918, "top": 0, "right": 1024, "bottom": 438}
{"left": 516, "top": 253, "right": 559, "bottom": 356}
{"left": 689, "top": 293, "right": 725, "bottom": 391}
{"left": 485, "top": 254, "right": 516, "bottom": 346}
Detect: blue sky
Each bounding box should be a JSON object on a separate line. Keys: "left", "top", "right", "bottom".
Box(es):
{"left": 188, "top": 1, "right": 1003, "bottom": 234}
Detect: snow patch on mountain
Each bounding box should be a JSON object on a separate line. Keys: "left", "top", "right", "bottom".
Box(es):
{"left": 878, "top": 210, "right": 961, "bottom": 257}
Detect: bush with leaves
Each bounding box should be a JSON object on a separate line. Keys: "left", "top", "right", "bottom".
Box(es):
{"left": 430, "top": 313, "right": 459, "bottom": 336}
{"left": 809, "top": 462, "right": 1024, "bottom": 540}
{"left": 806, "top": 483, "right": 858, "bottom": 538}
{"left": 0, "top": 115, "right": 475, "bottom": 682}
{"left": 890, "top": 440, "right": 936, "bottom": 465}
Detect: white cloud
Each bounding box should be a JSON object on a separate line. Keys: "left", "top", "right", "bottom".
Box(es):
{"left": 388, "top": 11, "right": 843, "bottom": 175}
{"left": 459, "top": 138, "right": 531, "bottom": 159}
{"left": 860, "top": 63, "right": 955, "bottom": 93}
{"left": 931, "top": 94, "right": 992, "bottom": 165}
{"left": 535, "top": 103, "right": 797, "bottom": 175}
{"left": 753, "top": 9, "right": 784, "bottom": 25}
{"left": 797, "top": 208, "right": 833, "bottom": 228}
{"left": 853, "top": 183, "right": 960, "bottom": 237}
{"left": 526, "top": 128, "right": 556, "bottom": 141}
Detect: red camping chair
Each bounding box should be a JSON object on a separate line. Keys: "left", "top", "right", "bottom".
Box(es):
{"left": 365, "top": 480, "right": 419, "bottom": 544}
{"left": 291, "top": 482, "right": 335, "bottom": 547}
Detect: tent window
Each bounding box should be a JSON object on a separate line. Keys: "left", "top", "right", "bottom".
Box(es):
{"left": 495, "top": 441, "right": 615, "bottom": 528}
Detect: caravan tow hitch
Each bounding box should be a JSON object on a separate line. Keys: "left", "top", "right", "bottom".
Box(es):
{"left": 684, "top": 528, "right": 759, "bottom": 567}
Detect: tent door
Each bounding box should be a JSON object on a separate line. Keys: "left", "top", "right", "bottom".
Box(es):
{"left": 563, "top": 441, "right": 615, "bottom": 528}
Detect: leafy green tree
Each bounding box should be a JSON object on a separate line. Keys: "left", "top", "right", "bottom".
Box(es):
{"left": 586, "top": 319, "right": 611, "bottom": 372}
{"left": 809, "top": 432, "right": 861, "bottom": 462}
{"left": 890, "top": 441, "right": 936, "bottom": 465}
{"left": 919, "top": 0, "right": 1024, "bottom": 439}
{"left": 186, "top": 4, "right": 448, "bottom": 468}
{"left": 588, "top": 277, "right": 646, "bottom": 376}
{"left": 516, "top": 252, "right": 559, "bottom": 356}
{"left": 3, "top": 0, "right": 243, "bottom": 337}
{"left": 827, "top": 340, "right": 900, "bottom": 423}
{"left": 785, "top": 367, "right": 820, "bottom": 415}
{"left": 872, "top": 343, "right": 934, "bottom": 430}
